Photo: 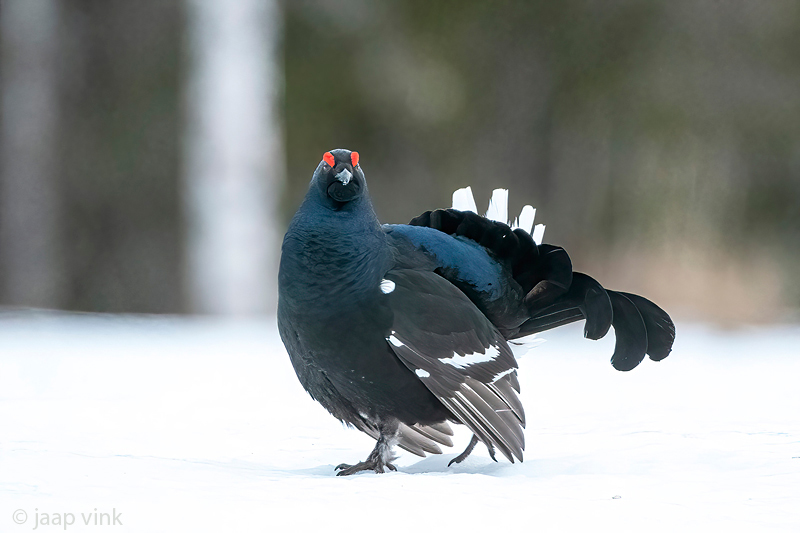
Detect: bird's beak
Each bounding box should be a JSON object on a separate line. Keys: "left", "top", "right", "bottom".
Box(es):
{"left": 335, "top": 169, "right": 352, "bottom": 186}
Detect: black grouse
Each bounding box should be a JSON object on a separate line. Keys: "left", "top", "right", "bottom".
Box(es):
{"left": 278, "top": 149, "right": 675, "bottom": 475}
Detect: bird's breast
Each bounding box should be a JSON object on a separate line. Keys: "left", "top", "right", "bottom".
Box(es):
{"left": 279, "top": 226, "right": 392, "bottom": 326}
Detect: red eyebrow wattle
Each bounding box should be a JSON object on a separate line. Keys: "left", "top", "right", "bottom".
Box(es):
{"left": 323, "top": 152, "right": 335, "bottom": 167}
{"left": 350, "top": 152, "right": 359, "bottom": 167}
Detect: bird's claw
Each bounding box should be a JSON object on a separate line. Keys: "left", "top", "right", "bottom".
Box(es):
{"left": 448, "top": 450, "right": 473, "bottom": 466}
{"left": 448, "top": 435, "right": 480, "bottom": 467}
{"left": 335, "top": 460, "right": 397, "bottom": 476}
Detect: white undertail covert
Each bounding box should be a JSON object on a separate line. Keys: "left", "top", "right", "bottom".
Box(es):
{"left": 451, "top": 186, "right": 547, "bottom": 359}
{"left": 451, "top": 186, "right": 546, "bottom": 245}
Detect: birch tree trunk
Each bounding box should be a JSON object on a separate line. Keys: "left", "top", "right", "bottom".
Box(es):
{"left": 182, "top": 0, "right": 283, "bottom": 315}
{"left": 0, "top": 0, "right": 63, "bottom": 308}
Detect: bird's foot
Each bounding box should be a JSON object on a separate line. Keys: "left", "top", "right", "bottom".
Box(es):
{"left": 334, "top": 420, "right": 399, "bottom": 476}
{"left": 447, "top": 435, "right": 497, "bottom": 466}
{"left": 335, "top": 460, "right": 397, "bottom": 476}
{"left": 447, "top": 454, "right": 469, "bottom": 467}
{"left": 448, "top": 434, "right": 479, "bottom": 466}
{"left": 487, "top": 442, "right": 498, "bottom": 462}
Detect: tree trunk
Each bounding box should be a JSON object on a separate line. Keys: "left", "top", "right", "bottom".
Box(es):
{"left": 0, "top": 0, "right": 64, "bottom": 308}
{"left": 182, "top": 0, "right": 284, "bottom": 315}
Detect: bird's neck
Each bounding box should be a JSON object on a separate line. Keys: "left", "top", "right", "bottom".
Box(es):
{"left": 280, "top": 198, "right": 391, "bottom": 306}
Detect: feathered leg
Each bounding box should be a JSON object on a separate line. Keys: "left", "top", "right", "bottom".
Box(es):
{"left": 335, "top": 421, "right": 399, "bottom": 476}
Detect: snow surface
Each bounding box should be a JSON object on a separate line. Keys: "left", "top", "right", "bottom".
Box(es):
{"left": 1, "top": 311, "right": 798, "bottom": 532}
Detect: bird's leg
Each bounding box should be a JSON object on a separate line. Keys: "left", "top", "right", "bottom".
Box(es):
{"left": 335, "top": 421, "right": 399, "bottom": 476}
{"left": 448, "top": 435, "right": 479, "bottom": 466}
{"left": 487, "top": 441, "right": 498, "bottom": 462}
{"left": 448, "top": 435, "right": 497, "bottom": 466}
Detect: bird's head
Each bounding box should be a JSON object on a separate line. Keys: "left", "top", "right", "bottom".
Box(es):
{"left": 312, "top": 149, "right": 366, "bottom": 208}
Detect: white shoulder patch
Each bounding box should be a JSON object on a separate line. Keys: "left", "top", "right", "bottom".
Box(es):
{"left": 387, "top": 334, "right": 404, "bottom": 347}
{"left": 380, "top": 279, "right": 396, "bottom": 294}
{"left": 415, "top": 368, "right": 431, "bottom": 378}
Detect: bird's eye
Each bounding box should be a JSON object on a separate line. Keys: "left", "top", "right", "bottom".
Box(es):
{"left": 323, "top": 152, "right": 335, "bottom": 167}
{"left": 350, "top": 152, "right": 359, "bottom": 167}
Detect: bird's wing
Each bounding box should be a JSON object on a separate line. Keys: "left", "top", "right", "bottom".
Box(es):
{"left": 382, "top": 268, "right": 525, "bottom": 463}
{"left": 387, "top": 208, "right": 675, "bottom": 370}
{"left": 354, "top": 419, "right": 456, "bottom": 458}
{"left": 383, "top": 222, "right": 532, "bottom": 334}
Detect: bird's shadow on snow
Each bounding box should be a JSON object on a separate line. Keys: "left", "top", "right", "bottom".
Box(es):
{"left": 280, "top": 465, "right": 347, "bottom": 477}
{"left": 399, "top": 454, "right": 515, "bottom": 476}
{"left": 294, "top": 455, "right": 517, "bottom": 478}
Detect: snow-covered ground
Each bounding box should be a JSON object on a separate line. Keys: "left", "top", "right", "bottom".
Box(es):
{"left": 0, "top": 311, "right": 798, "bottom": 532}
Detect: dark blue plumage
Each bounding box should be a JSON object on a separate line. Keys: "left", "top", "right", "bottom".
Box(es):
{"left": 278, "top": 149, "right": 675, "bottom": 475}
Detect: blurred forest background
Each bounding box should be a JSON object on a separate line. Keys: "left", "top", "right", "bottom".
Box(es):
{"left": 1, "top": 0, "right": 798, "bottom": 324}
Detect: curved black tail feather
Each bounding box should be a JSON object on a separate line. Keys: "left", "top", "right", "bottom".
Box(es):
{"left": 615, "top": 291, "right": 675, "bottom": 362}
{"left": 513, "top": 272, "right": 611, "bottom": 340}
{"left": 606, "top": 291, "right": 649, "bottom": 371}
{"left": 408, "top": 208, "right": 675, "bottom": 370}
